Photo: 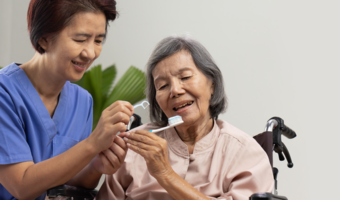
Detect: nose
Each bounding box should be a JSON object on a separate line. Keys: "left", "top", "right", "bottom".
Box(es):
{"left": 170, "top": 80, "right": 185, "bottom": 98}
{"left": 81, "top": 42, "right": 96, "bottom": 60}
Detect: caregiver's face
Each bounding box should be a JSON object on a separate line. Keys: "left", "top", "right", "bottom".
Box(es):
{"left": 41, "top": 11, "right": 106, "bottom": 81}
{"left": 153, "top": 50, "right": 214, "bottom": 127}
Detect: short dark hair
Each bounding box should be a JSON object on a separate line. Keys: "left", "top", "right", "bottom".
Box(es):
{"left": 146, "top": 35, "right": 227, "bottom": 126}
{"left": 27, "top": 0, "right": 118, "bottom": 54}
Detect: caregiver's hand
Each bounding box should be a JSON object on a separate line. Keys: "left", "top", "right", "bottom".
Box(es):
{"left": 88, "top": 101, "right": 133, "bottom": 154}
{"left": 91, "top": 135, "right": 128, "bottom": 174}
{"left": 121, "top": 130, "right": 174, "bottom": 179}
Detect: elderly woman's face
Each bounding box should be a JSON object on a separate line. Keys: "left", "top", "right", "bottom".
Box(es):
{"left": 152, "top": 50, "right": 214, "bottom": 127}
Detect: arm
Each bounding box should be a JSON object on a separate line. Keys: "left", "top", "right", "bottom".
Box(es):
{"left": 0, "top": 101, "right": 132, "bottom": 199}
{"left": 220, "top": 139, "right": 274, "bottom": 200}
{"left": 66, "top": 136, "right": 128, "bottom": 189}
{"left": 121, "top": 130, "right": 210, "bottom": 200}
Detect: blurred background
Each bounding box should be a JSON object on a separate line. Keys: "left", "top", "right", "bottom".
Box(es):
{"left": 1, "top": 0, "right": 339, "bottom": 199}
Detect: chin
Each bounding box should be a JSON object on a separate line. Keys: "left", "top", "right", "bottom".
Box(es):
{"left": 68, "top": 74, "right": 83, "bottom": 82}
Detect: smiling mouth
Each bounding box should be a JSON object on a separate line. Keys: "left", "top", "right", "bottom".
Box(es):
{"left": 72, "top": 60, "right": 87, "bottom": 67}
{"left": 173, "top": 101, "right": 194, "bottom": 111}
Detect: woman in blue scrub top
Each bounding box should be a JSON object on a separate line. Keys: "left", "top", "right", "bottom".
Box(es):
{"left": 0, "top": 0, "right": 133, "bottom": 199}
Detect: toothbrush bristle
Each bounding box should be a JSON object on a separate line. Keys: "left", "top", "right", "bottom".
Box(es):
{"left": 168, "top": 115, "right": 183, "bottom": 125}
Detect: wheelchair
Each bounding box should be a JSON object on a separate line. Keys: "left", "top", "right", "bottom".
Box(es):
{"left": 250, "top": 117, "right": 297, "bottom": 200}
{"left": 47, "top": 116, "right": 297, "bottom": 200}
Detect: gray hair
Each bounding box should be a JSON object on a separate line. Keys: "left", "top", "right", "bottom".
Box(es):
{"left": 146, "top": 35, "right": 227, "bottom": 126}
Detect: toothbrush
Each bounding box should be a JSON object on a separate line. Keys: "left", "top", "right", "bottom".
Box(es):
{"left": 150, "top": 115, "right": 184, "bottom": 133}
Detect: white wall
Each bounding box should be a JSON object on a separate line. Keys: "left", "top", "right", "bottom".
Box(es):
{"left": 1, "top": 0, "right": 340, "bottom": 199}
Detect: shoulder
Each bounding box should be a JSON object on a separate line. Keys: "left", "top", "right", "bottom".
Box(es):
{"left": 0, "top": 63, "right": 21, "bottom": 77}
{"left": 216, "top": 119, "right": 262, "bottom": 151}
{"left": 67, "top": 81, "right": 92, "bottom": 97}
{"left": 0, "top": 63, "right": 22, "bottom": 87}
{"left": 217, "top": 120, "right": 252, "bottom": 143}
{"left": 0, "top": 64, "right": 25, "bottom": 104}
{"left": 66, "top": 81, "right": 93, "bottom": 104}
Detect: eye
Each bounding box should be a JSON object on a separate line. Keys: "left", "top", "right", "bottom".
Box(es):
{"left": 74, "top": 40, "right": 85, "bottom": 43}
{"left": 158, "top": 84, "right": 168, "bottom": 90}
{"left": 181, "top": 76, "right": 191, "bottom": 81}
{"left": 95, "top": 40, "right": 103, "bottom": 44}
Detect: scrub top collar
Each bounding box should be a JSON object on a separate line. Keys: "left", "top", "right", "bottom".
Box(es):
{"left": 14, "top": 63, "right": 68, "bottom": 142}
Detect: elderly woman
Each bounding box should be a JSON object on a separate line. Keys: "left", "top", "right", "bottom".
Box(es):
{"left": 96, "top": 36, "right": 274, "bottom": 200}
{"left": 0, "top": 1, "right": 132, "bottom": 199}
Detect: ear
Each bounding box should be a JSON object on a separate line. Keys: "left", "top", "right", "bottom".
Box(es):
{"left": 210, "top": 83, "right": 215, "bottom": 96}
{"left": 38, "top": 37, "right": 49, "bottom": 52}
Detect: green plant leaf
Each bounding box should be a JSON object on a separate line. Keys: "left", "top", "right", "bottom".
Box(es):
{"left": 72, "top": 70, "right": 94, "bottom": 96}
{"left": 88, "top": 65, "right": 103, "bottom": 128}
{"left": 73, "top": 64, "right": 146, "bottom": 130}
{"left": 102, "top": 64, "right": 117, "bottom": 97}
{"left": 104, "top": 66, "right": 146, "bottom": 109}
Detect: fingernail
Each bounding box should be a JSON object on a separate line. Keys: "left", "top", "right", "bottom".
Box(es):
{"left": 124, "top": 137, "right": 128, "bottom": 142}
{"left": 126, "top": 132, "right": 130, "bottom": 137}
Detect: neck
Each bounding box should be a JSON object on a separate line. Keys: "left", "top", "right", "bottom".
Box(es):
{"left": 175, "top": 116, "right": 214, "bottom": 153}
{"left": 20, "top": 52, "right": 65, "bottom": 99}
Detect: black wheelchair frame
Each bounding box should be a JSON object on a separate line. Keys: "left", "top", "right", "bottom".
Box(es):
{"left": 250, "top": 117, "right": 297, "bottom": 200}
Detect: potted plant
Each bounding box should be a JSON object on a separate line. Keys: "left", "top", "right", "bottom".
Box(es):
{"left": 72, "top": 64, "right": 146, "bottom": 129}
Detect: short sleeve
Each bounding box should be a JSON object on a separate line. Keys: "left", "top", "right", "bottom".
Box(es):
{"left": 220, "top": 139, "right": 274, "bottom": 200}
{"left": 0, "top": 87, "right": 32, "bottom": 164}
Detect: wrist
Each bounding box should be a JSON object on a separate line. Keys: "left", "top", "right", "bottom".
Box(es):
{"left": 83, "top": 136, "right": 100, "bottom": 156}
{"left": 87, "top": 159, "right": 103, "bottom": 177}
{"left": 155, "top": 168, "right": 177, "bottom": 187}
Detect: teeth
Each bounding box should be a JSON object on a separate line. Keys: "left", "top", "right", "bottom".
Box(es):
{"left": 72, "top": 61, "right": 86, "bottom": 67}
{"left": 175, "top": 101, "right": 193, "bottom": 110}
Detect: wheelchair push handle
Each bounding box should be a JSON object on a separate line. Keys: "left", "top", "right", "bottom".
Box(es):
{"left": 265, "top": 117, "right": 296, "bottom": 169}
{"left": 281, "top": 124, "right": 296, "bottom": 139}
{"left": 265, "top": 117, "right": 297, "bottom": 139}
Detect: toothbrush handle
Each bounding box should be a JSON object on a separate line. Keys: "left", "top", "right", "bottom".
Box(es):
{"left": 150, "top": 126, "right": 170, "bottom": 133}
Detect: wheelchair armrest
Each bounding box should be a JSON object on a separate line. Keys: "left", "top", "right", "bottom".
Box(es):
{"left": 47, "top": 184, "right": 98, "bottom": 200}
{"left": 250, "top": 193, "right": 288, "bottom": 200}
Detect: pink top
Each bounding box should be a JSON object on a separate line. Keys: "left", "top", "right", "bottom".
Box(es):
{"left": 96, "top": 120, "right": 274, "bottom": 200}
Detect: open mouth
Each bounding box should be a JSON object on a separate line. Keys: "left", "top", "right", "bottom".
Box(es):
{"left": 72, "top": 60, "right": 87, "bottom": 68}
{"left": 173, "top": 101, "right": 194, "bottom": 111}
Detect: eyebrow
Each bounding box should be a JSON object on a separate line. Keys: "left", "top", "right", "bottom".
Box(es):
{"left": 74, "top": 33, "right": 106, "bottom": 38}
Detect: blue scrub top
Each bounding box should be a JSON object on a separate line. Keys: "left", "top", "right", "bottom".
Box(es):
{"left": 0, "top": 63, "right": 93, "bottom": 200}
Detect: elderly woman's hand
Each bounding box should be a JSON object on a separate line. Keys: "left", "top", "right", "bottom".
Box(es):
{"left": 120, "top": 130, "right": 174, "bottom": 179}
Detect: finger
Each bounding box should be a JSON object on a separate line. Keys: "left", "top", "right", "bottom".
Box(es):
{"left": 98, "top": 152, "right": 112, "bottom": 172}
{"left": 109, "top": 142, "right": 127, "bottom": 163}
{"left": 125, "top": 131, "right": 158, "bottom": 146}
{"left": 114, "top": 135, "right": 127, "bottom": 150}
{"left": 109, "top": 122, "right": 126, "bottom": 134}
{"left": 107, "top": 101, "right": 134, "bottom": 114}
{"left": 124, "top": 137, "right": 152, "bottom": 151}
{"left": 134, "top": 129, "right": 160, "bottom": 141}
{"left": 108, "top": 112, "right": 131, "bottom": 126}
{"left": 102, "top": 149, "right": 120, "bottom": 168}
{"left": 126, "top": 142, "right": 148, "bottom": 158}
{"left": 117, "top": 131, "right": 129, "bottom": 138}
